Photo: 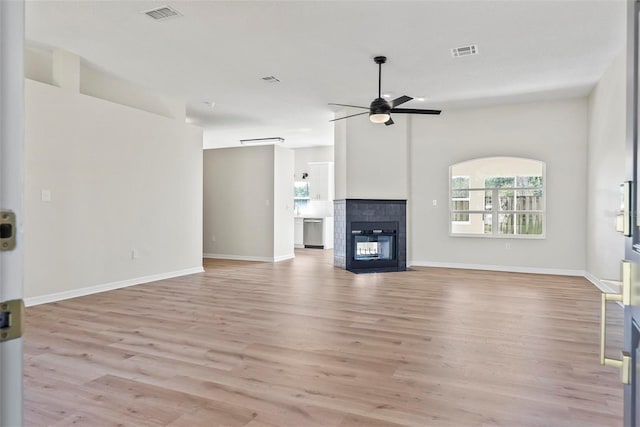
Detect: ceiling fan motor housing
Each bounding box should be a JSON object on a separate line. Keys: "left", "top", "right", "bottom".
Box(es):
{"left": 369, "top": 97, "right": 391, "bottom": 123}
{"left": 370, "top": 97, "right": 391, "bottom": 114}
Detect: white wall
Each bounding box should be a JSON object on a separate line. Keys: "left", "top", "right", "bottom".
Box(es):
{"left": 586, "top": 50, "right": 626, "bottom": 280}
{"left": 335, "top": 114, "right": 409, "bottom": 200}
{"left": 25, "top": 46, "right": 52, "bottom": 85}
{"left": 25, "top": 46, "right": 183, "bottom": 121}
{"left": 410, "top": 98, "right": 588, "bottom": 273}
{"left": 334, "top": 119, "right": 347, "bottom": 200}
{"left": 294, "top": 146, "right": 333, "bottom": 181}
{"left": 80, "top": 63, "right": 185, "bottom": 121}
{"left": 24, "top": 79, "right": 203, "bottom": 301}
{"left": 203, "top": 146, "right": 275, "bottom": 260}
{"left": 274, "top": 146, "right": 295, "bottom": 260}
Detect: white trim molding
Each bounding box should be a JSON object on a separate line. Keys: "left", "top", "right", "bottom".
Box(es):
{"left": 408, "top": 260, "right": 584, "bottom": 277}
{"left": 274, "top": 254, "right": 295, "bottom": 262}
{"left": 584, "top": 271, "right": 621, "bottom": 294}
{"left": 203, "top": 253, "right": 294, "bottom": 263}
{"left": 25, "top": 266, "right": 204, "bottom": 307}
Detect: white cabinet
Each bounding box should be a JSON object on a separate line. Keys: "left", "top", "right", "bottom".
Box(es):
{"left": 323, "top": 217, "right": 334, "bottom": 249}
{"left": 294, "top": 217, "right": 304, "bottom": 248}
{"left": 308, "top": 162, "right": 334, "bottom": 201}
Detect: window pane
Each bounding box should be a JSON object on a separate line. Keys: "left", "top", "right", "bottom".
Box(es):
{"left": 452, "top": 189, "right": 469, "bottom": 199}
{"left": 516, "top": 176, "right": 543, "bottom": 188}
{"left": 450, "top": 189, "right": 488, "bottom": 211}
{"left": 294, "top": 182, "right": 309, "bottom": 197}
{"left": 485, "top": 177, "right": 514, "bottom": 188}
{"left": 451, "top": 213, "right": 492, "bottom": 234}
{"left": 451, "top": 176, "right": 469, "bottom": 190}
{"left": 498, "top": 213, "right": 515, "bottom": 234}
{"left": 515, "top": 213, "right": 543, "bottom": 235}
{"left": 451, "top": 200, "right": 469, "bottom": 222}
{"left": 484, "top": 190, "right": 492, "bottom": 210}
{"left": 451, "top": 177, "right": 469, "bottom": 198}
{"left": 498, "top": 190, "right": 515, "bottom": 211}
{"left": 498, "top": 213, "right": 543, "bottom": 235}
{"left": 516, "top": 190, "right": 544, "bottom": 210}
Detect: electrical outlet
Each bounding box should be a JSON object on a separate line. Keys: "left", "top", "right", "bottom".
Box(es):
{"left": 432, "top": 199, "right": 437, "bottom": 207}
{"left": 131, "top": 249, "right": 140, "bottom": 259}
{"left": 211, "top": 235, "right": 216, "bottom": 242}
{"left": 505, "top": 243, "right": 511, "bottom": 250}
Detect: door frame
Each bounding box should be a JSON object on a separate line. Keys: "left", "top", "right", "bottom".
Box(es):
{"left": 0, "top": 0, "right": 25, "bottom": 425}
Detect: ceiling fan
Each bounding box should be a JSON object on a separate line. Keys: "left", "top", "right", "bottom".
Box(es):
{"left": 329, "top": 56, "right": 441, "bottom": 126}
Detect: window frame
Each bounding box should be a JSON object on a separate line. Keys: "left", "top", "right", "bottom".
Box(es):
{"left": 448, "top": 159, "right": 546, "bottom": 239}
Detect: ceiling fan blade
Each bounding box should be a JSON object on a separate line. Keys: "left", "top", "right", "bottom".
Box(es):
{"left": 329, "top": 111, "right": 369, "bottom": 122}
{"left": 389, "top": 95, "right": 412, "bottom": 108}
{"left": 384, "top": 117, "right": 394, "bottom": 126}
{"left": 390, "top": 108, "right": 441, "bottom": 115}
{"left": 328, "top": 103, "right": 369, "bottom": 110}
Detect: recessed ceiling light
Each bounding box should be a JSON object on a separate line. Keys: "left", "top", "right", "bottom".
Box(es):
{"left": 415, "top": 97, "right": 425, "bottom": 102}
{"left": 382, "top": 94, "right": 391, "bottom": 99}
{"left": 203, "top": 101, "right": 215, "bottom": 108}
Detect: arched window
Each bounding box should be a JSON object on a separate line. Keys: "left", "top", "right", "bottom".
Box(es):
{"left": 449, "top": 157, "right": 545, "bottom": 238}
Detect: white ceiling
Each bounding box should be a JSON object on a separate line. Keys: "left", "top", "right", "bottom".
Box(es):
{"left": 25, "top": 1, "right": 626, "bottom": 149}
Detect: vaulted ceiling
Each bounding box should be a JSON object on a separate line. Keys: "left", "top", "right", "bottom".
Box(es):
{"left": 26, "top": 1, "right": 626, "bottom": 149}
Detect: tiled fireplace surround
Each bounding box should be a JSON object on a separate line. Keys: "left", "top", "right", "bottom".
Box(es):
{"left": 334, "top": 199, "right": 407, "bottom": 273}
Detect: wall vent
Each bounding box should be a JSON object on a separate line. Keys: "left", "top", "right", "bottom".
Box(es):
{"left": 143, "top": 6, "right": 182, "bottom": 21}
{"left": 451, "top": 44, "right": 478, "bottom": 58}
{"left": 262, "top": 76, "right": 280, "bottom": 83}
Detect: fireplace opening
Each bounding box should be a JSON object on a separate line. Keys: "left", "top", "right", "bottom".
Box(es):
{"left": 350, "top": 221, "right": 399, "bottom": 272}
{"left": 354, "top": 234, "right": 395, "bottom": 261}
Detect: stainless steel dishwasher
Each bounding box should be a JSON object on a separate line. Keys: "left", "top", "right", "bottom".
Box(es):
{"left": 303, "top": 218, "right": 324, "bottom": 248}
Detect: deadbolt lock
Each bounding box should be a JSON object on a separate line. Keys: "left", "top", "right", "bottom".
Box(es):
{"left": 0, "top": 210, "right": 16, "bottom": 251}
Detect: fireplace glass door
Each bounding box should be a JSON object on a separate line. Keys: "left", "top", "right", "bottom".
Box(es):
{"left": 354, "top": 234, "right": 395, "bottom": 262}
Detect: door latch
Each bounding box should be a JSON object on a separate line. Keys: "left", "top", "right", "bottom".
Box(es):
{"left": 0, "top": 210, "right": 16, "bottom": 251}
{"left": 0, "top": 300, "right": 24, "bottom": 342}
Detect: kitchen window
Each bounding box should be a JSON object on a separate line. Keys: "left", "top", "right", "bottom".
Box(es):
{"left": 294, "top": 181, "right": 310, "bottom": 215}
{"left": 449, "top": 157, "right": 545, "bottom": 238}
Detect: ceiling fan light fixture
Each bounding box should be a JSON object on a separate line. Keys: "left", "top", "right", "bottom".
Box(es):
{"left": 370, "top": 113, "right": 391, "bottom": 124}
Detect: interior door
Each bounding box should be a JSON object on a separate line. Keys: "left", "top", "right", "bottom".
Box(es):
{"left": 0, "top": 0, "right": 25, "bottom": 425}
{"left": 626, "top": 1, "right": 640, "bottom": 424}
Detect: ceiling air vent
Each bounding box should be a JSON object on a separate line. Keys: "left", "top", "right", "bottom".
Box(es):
{"left": 262, "top": 76, "right": 280, "bottom": 83}
{"left": 451, "top": 44, "right": 478, "bottom": 58}
{"left": 143, "top": 6, "right": 182, "bottom": 21}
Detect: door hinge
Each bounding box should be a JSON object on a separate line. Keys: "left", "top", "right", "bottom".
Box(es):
{"left": 0, "top": 300, "right": 24, "bottom": 342}
{"left": 0, "top": 210, "right": 16, "bottom": 251}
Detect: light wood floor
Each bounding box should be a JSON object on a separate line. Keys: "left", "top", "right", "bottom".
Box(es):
{"left": 24, "top": 249, "right": 623, "bottom": 426}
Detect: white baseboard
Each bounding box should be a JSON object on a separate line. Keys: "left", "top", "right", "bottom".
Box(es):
{"left": 274, "top": 254, "right": 295, "bottom": 262}
{"left": 201, "top": 253, "right": 271, "bottom": 262}
{"left": 25, "top": 266, "right": 204, "bottom": 307}
{"left": 584, "top": 271, "right": 621, "bottom": 294}
{"left": 203, "top": 253, "right": 295, "bottom": 263}
{"left": 408, "top": 260, "right": 585, "bottom": 277}
{"left": 294, "top": 244, "right": 304, "bottom": 249}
